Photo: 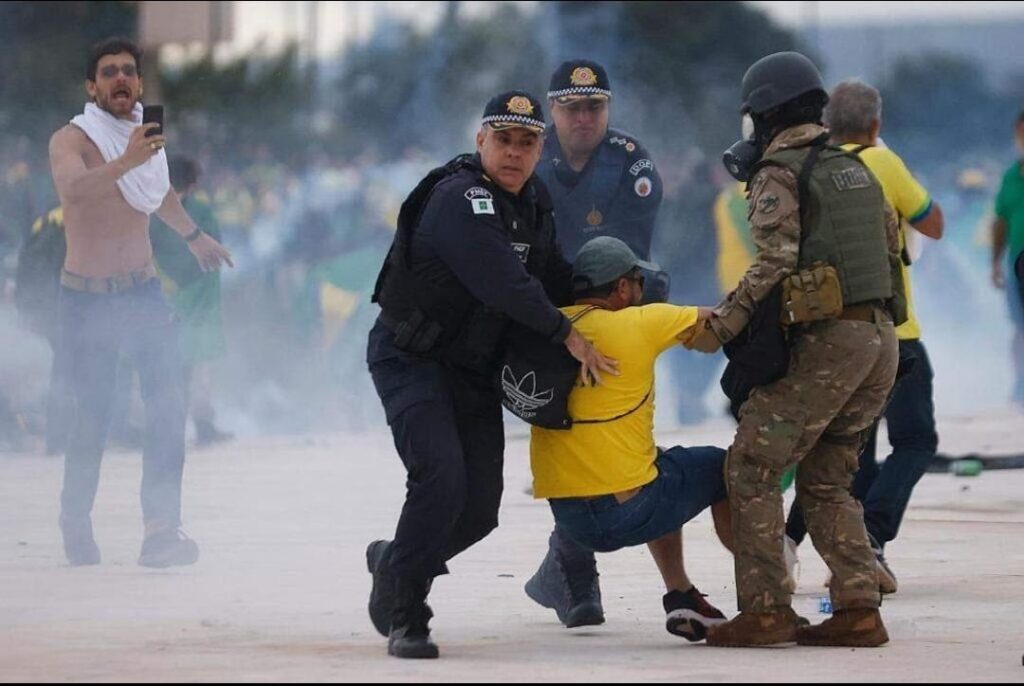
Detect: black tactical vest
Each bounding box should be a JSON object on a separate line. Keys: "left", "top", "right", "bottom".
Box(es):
{"left": 372, "top": 154, "right": 557, "bottom": 374}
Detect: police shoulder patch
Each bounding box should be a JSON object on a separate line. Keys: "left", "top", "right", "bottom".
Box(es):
{"left": 471, "top": 197, "right": 495, "bottom": 215}
{"left": 464, "top": 186, "right": 493, "bottom": 201}
{"left": 757, "top": 194, "right": 780, "bottom": 214}
{"left": 634, "top": 176, "right": 653, "bottom": 198}
{"left": 629, "top": 159, "right": 654, "bottom": 176}
{"left": 465, "top": 186, "right": 496, "bottom": 214}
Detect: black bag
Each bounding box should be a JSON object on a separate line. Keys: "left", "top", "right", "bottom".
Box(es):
{"left": 498, "top": 307, "right": 597, "bottom": 429}
{"left": 720, "top": 284, "right": 789, "bottom": 420}
{"left": 499, "top": 306, "right": 655, "bottom": 429}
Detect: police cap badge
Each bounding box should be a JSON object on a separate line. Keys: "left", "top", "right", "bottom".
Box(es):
{"left": 548, "top": 59, "right": 612, "bottom": 103}
{"left": 482, "top": 90, "right": 545, "bottom": 133}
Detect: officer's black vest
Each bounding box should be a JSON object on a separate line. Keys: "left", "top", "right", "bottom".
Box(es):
{"left": 372, "top": 154, "right": 557, "bottom": 374}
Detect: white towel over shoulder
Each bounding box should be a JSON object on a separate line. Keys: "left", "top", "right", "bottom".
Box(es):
{"left": 70, "top": 102, "right": 170, "bottom": 216}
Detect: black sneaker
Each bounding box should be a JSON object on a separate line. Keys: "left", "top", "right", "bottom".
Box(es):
{"left": 869, "top": 534, "right": 897, "bottom": 595}
{"left": 60, "top": 515, "right": 101, "bottom": 567}
{"left": 138, "top": 529, "right": 200, "bottom": 568}
{"left": 366, "top": 540, "right": 396, "bottom": 637}
{"left": 663, "top": 587, "right": 727, "bottom": 642}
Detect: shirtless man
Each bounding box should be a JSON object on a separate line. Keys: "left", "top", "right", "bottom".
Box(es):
{"left": 49, "top": 37, "right": 232, "bottom": 567}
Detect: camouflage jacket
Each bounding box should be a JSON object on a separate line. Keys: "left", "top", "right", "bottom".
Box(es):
{"left": 710, "top": 123, "right": 900, "bottom": 342}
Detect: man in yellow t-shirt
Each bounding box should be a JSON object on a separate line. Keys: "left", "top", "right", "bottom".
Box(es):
{"left": 784, "top": 79, "right": 945, "bottom": 595}
{"left": 528, "top": 236, "right": 732, "bottom": 643}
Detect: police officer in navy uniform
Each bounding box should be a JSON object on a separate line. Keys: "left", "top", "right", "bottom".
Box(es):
{"left": 537, "top": 60, "right": 663, "bottom": 263}
{"left": 526, "top": 60, "right": 667, "bottom": 629}
{"left": 365, "top": 91, "right": 618, "bottom": 659}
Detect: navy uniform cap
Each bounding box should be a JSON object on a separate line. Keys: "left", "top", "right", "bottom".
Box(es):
{"left": 548, "top": 59, "right": 612, "bottom": 103}
{"left": 482, "top": 91, "right": 546, "bottom": 134}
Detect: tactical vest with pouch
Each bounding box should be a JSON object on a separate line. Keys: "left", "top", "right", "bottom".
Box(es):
{"left": 754, "top": 137, "right": 907, "bottom": 325}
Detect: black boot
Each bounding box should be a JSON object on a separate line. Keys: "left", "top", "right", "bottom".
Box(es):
{"left": 388, "top": 578, "right": 439, "bottom": 659}
{"left": 366, "top": 540, "right": 396, "bottom": 636}
{"left": 525, "top": 532, "right": 604, "bottom": 628}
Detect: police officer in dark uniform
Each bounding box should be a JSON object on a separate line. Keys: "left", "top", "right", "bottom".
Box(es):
{"left": 537, "top": 60, "right": 663, "bottom": 262}
{"left": 524, "top": 60, "right": 671, "bottom": 629}
{"left": 365, "top": 91, "right": 617, "bottom": 659}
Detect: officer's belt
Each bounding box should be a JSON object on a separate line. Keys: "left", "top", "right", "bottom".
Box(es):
{"left": 60, "top": 264, "right": 158, "bottom": 295}
{"left": 838, "top": 302, "right": 887, "bottom": 323}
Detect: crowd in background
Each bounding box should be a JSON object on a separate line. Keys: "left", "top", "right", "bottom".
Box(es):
{"left": 0, "top": 129, "right": 1013, "bottom": 449}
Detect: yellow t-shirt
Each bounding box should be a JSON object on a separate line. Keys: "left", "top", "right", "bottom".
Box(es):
{"left": 530, "top": 303, "right": 699, "bottom": 499}
{"left": 841, "top": 144, "right": 932, "bottom": 340}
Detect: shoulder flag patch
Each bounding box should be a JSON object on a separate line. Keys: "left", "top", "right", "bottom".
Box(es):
{"left": 472, "top": 198, "right": 495, "bottom": 215}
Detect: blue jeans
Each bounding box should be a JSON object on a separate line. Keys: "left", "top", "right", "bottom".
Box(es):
{"left": 549, "top": 446, "right": 727, "bottom": 553}
{"left": 1010, "top": 253, "right": 1024, "bottom": 330}
{"left": 1010, "top": 255, "right": 1024, "bottom": 404}
{"left": 786, "top": 339, "right": 938, "bottom": 547}
{"left": 58, "top": 280, "right": 187, "bottom": 526}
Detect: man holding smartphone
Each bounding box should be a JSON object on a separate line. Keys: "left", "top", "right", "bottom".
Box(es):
{"left": 48, "top": 37, "right": 232, "bottom": 568}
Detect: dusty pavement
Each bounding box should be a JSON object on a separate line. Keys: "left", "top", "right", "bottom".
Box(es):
{"left": 2, "top": 413, "right": 1023, "bottom": 682}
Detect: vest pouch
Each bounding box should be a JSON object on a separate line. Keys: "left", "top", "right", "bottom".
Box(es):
{"left": 392, "top": 307, "right": 444, "bottom": 354}
{"left": 780, "top": 262, "right": 844, "bottom": 326}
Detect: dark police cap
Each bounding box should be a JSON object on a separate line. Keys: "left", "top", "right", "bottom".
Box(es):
{"left": 482, "top": 91, "right": 546, "bottom": 134}
{"left": 548, "top": 59, "right": 612, "bottom": 103}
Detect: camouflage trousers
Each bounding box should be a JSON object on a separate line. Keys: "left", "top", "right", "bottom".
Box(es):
{"left": 726, "top": 314, "right": 898, "bottom": 613}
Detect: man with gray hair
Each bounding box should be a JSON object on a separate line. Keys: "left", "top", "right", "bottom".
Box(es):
{"left": 783, "top": 78, "right": 945, "bottom": 596}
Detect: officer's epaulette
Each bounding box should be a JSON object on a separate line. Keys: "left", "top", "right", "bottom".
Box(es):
{"left": 604, "top": 128, "right": 645, "bottom": 158}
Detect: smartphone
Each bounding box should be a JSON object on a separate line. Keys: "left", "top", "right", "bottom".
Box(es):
{"left": 142, "top": 105, "right": 164, "bottom": 138}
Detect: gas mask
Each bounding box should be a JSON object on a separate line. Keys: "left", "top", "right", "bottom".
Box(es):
{"left": 722, "top": 114, "right": 761, "bottom": 182}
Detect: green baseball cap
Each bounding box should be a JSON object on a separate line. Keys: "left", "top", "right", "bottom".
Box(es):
{"left": 572, "top": 236, "right": 659, "bottom": 292}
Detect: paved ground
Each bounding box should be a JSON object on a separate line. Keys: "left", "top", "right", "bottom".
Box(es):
{"left": 2, "top": 413, "right": 1023, "bottom": 682}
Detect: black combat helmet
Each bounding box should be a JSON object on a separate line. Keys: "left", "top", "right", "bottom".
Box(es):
{"left": 740, "top": 51, "right": 826, "bottom": 114}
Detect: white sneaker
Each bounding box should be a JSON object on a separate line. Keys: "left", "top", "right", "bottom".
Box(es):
{"left": 783, "top": 535, "right": 800, "bottom": 593}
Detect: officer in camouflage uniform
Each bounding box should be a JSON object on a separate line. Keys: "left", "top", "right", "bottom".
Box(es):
{"left": 686, "top": 52, "right": 902, "bottom": 648}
